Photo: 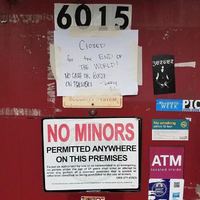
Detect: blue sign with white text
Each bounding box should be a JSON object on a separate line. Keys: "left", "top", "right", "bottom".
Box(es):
{"left": 156, "top": 99, "right": 200, "bottom": 112}
{"left": 156, "top": 99, "right": 183, "bottom": 112}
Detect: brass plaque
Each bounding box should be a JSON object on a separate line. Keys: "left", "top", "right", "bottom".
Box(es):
{"left": 63, "top": 96, "right": 122, "bottom": 108}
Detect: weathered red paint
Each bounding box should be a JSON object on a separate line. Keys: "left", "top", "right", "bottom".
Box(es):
{"left": 0, "top": 0, "right": 200, "bottom": 200}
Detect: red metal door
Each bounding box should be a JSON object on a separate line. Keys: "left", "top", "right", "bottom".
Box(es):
{"left": 0, "top": 0, "right": 200, "bottom": 200}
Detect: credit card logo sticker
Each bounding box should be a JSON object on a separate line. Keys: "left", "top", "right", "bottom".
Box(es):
{"left": 172, "top": 192, "right": 180, "bottom": 198}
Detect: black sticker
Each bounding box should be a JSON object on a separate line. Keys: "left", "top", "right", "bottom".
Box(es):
{"left": 152, "top": 55, "right": 176, "bottom": 95}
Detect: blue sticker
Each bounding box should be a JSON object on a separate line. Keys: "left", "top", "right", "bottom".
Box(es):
{"left": 149, "top": 179, "right": 170, "bottom": 200}
{"left": 156, "top": 99, "right": 200, "bottom": 112}
{"left": 172, "top": 192, "right": 180, "bottom": 198}
{"left": 156, "top": 99, "right": 183, "bottom": 112}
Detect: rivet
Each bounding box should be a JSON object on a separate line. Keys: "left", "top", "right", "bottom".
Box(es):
{"left": 88, "top": 109, "right": 97, "bottom": 117}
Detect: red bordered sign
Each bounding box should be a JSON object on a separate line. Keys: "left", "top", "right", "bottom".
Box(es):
{"left": 42, "top": 117, "right": 141, "bottom": 192}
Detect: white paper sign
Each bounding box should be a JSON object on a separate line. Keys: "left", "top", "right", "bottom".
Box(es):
{"left": 54, "top": 30, "right": 138, "bottom": 96}
{"left": 42, "top": 117, "right": 140, "bottom": 191}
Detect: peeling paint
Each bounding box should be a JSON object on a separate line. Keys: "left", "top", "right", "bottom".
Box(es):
{"left": 49, "top": 43, "right": 56, "bottom": 79}
{"left": 47, "top": 31, "right": 53, "bottom": 44}
{"left": 0, "top": 107, "right": 41, "bottom": 116}
{"left": 0, "top": 13, "right": 8, "bottom": 24}
{"left": 196, "top": 184, "right": 200, "bottom": 198}
{"left": 185, "top": 186, "right": 196, "bottom": 190}
{"left": 163, "top": 30, "right": 170, "bottom": 40}
{"left": 162, "top": 28, "right": 183, "bottom": 41}
{"left": 184, "top": 185, "right": 200, "bottom": 199}
{"left": 47, "top": 82, "right": 56, "bottom": 104}
{"left": 47, "top": 31, "right": 54, "bottom": 80}
{"left": 0, "top": 13, "right": 53, "bottom": 24}
{"left": 36, "top": 34, "right": 46, "bottom": 41}
{"left": 23, "top": 45, "right": 32, "bottom": 55}
{"left": 20, "top": 33, "right": 46, "bottom": 41}
{"left": 20, "top": 33, "right": 47, "bottom": 57}
{"left": 146, "top": 108, "right": 151, "bottom": 111}
{"left": 47, "top": 65, "right": 55, "bottom": 80}
{"left": 55, "top": 108, "right": 62, "bottom": 113}
{"left": 47, "top": 31, "right": 56, "bottom": 105}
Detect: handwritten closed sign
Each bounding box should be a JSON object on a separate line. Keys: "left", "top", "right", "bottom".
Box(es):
{"left": 54, "top": 29, "right": 139, "bottom": 96}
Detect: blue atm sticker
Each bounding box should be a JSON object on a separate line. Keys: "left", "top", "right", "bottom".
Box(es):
{"left": 156, "top": 99, "right": 200, "bottom": 112}
{"left": 149, "top": 179, "right": 170, "bottom": 200}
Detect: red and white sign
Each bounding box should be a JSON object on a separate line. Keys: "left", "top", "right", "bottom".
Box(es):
{"left": 42, "top": 117, "right": 140, "bottom": 191}
{"left": 149, "top": 147, "right": 184, "bottom": 179}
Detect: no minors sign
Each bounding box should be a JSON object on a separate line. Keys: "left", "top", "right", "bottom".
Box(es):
{"left": 42, "top": 117, "right": 141, "bottom": 192}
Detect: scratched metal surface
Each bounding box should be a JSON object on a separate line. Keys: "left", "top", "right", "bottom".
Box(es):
{"left": 0, "top": 0, "right": 200, "bottom": 200}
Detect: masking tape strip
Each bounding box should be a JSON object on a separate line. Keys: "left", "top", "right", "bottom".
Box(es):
{"left": 175, "top": 61, "right": 196, "bottom": 68}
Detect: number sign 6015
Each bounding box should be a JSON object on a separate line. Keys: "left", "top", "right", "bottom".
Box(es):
{"left": 54, "top": 4, "right": 132, "bottom": 30}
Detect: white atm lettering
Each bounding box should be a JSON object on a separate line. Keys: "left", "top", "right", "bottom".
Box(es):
{"left": 152, "top": 155, "right": 182, "bottom": 166}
